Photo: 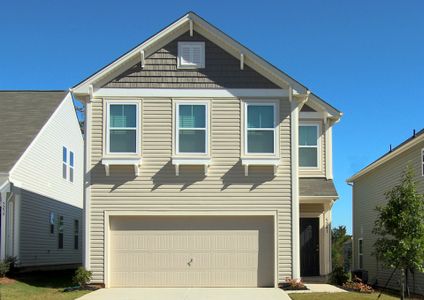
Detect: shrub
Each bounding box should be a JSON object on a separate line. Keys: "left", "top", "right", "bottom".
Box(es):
{"left": 0, "top": 260, "right": 10, "bottom": 277}
{"left": 72, "top": 267, "right": 92, "bottom": 287}
{"left": 4, "top": 256, "right": 17, "bottom": 274}
{"left": 278, "top": 277, "right": 307, "bottom": 290}
{"left": 330, "top": 265, "right": 349, "bottom": 285}
{"left": 343, "top": 276, "right": 374, "bottom": 293}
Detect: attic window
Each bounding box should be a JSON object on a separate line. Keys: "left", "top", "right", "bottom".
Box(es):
{"left": 178, "top": 42, "right": 205, "bottom": 69}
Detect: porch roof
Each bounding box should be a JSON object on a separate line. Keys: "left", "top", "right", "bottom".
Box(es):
{"left": 299, "top": 178, "right": 338, "bottom": 198}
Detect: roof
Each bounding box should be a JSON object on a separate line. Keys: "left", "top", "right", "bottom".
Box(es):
{"left": 347, "top": 128, "right": 424, "bottom": 182}
{"left": 0, "top": 91, "right": 66, "bottom": 173}
{"left": 71, "top": 12, "right": 341, "bottom": 119}
{"left": 299, "top": 178, "right": 338, "bottom": 197}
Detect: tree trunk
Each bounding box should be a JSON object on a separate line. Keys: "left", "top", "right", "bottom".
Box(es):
{"left": 400, "top": 268, "right": 405, "bottom": 300}
{"left": 405, "top": 269, "right": 410, "bottom": 298}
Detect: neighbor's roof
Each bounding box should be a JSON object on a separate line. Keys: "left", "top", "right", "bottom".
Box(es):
{"left": 0, "top": 91, "right": 66, "bottom": 173}
{"left": 71, "top": 11, "right": 341, "bottom": 119}
{"left": 299, "top": 178, "right": 338, "bottom": 197}
{"left": 347, "top": 128, "right": 424, "bottom": 182}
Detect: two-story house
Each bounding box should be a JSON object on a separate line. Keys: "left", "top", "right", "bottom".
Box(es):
{"left": 72, "top": 12, "right": 342, "bottom": 288}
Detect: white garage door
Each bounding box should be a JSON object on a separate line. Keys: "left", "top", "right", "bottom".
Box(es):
{"left": 109, "top": 215, "right": 274, "bottom": 287}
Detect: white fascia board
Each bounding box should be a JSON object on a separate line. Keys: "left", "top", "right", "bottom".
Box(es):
{"left": 172, "top": 158, "right": 211, "bottom": 165}
{"left": 240, "top": 158, "right": 280, "bottom": 166}
{"left": 94, "top": 88, "right": 288, "bottom": 98}
{"left": 347, "top": 134, "right": 424, "bottom": 182}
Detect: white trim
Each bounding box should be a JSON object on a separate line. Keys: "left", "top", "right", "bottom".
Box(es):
{"left": 103, "top": 209, "right": 278, "bottom": 288}
{"left": 325, "top": 120, "right": 333, "bottom": 179}
{"left": 243, "top": 101, "right": 279, "bottom": 157}
{"left": 421, "top": 148, "right": 424, "bottom": 176}
{"left": 177, "top": 41, "right": 205, "bottom": 69}
{"left": 348, "top": 133, "right": 424, "bottom": 182}
{"left": 175, "top": 101, "right": 209, "bottom": 156}
{"left": 299, "top": 122, "right": 321, "bottom": 170}
{"left": 93, "top": 88, "right": 289, "bottom": 98}
{"left": 358, "top": 238, "right": 364, "bottom": 269}
{"left": 105, "top": 100, "right": 141, "bottom": 156}
{"left": 83, "top": 100, "right": 91, "bottom": 270}
{"left": 0, "top": 184, "right": 10, "bottom": 260}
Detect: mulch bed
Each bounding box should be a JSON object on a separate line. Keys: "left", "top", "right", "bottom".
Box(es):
{"left": 0, "top": 277, "right": 16, "bottom": 285}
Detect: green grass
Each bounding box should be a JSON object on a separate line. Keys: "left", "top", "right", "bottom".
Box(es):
{"left": 0, "top": 270, "right": 92, "bottom": 300}
{"left": 289, "top": 292, "right": 400, "bottom": 300}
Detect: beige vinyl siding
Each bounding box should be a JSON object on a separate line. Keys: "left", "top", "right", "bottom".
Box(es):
{"left": 88, "top": 96, "right": 292, "bottom": 283}
{"left": 18, "top": 188, "right": 82, "bottom": 267}
{"left": 353, "top": 140, "right": 424, "bottom": 293}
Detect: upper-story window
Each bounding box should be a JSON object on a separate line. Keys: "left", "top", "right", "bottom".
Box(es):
{"left": 62, "top": 147, "right": 74, "bottom": 182}
{"left": 299, "top": 123, "right": 319, "bottom": 168}
{"left": 177, "top": 42, "right": 205, "bottom": 69}
{"left": 107, "top": 103, "right": 140, "bottom": 155}
{"left": 62, "top": 147, "right": 67, "bottom": 179}
{"left": 245, "top": 103, "right": 276, "bottom": 155}
{"left": 358, "top": 238, "right": 364, "bottom": 269}
{"left": 176, "top": 103, "right": 208, "bottom": 154}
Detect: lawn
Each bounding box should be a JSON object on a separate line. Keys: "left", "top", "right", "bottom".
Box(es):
{"left": 289, "top": 292, "right": 400, "bottom": 300}
{"left": 0, "top": 270, "right": 92, "bottom": 300}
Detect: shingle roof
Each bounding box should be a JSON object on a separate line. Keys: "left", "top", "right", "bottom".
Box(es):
{"left": 0, "top": 91, "right": 66, "bottom": 173}
{"left": 299, "top": 178, "right": 338, "bottom": 197}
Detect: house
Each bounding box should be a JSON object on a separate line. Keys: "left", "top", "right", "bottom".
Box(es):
{"left": 0, "top": 91, "right": 83, "bottom": 270}
{"left": 72, "top": 12, "right": 342, "bottom": 288}
{"left": 347, "top": 129, "right": 424, "bottom": 293}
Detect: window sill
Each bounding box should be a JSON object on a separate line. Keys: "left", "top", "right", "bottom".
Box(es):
{"left": 241, "top": 158, "right": 280, "bottom": 176}
{"left": 102, "top": 157, "right": 143, "bottom": 176}
{"left": 172, "top": 157, "right": 211, "bottom": 176}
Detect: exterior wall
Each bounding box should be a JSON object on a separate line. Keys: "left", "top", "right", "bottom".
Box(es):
{"left": 88, "top": 96, "right": 292, "bottom": 283}
{"left": 352, "top": 140, "right": 424, "bottom": 292}
{"left": 103, "top": 31, "right": 279, "bottom": 89}
{"left": 9, "top": 94, "right": 84, "bottom": 209}
{"left": 17, "top": 188, "right": 82, "bottom": 267}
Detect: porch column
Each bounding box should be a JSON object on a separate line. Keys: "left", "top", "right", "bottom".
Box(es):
{"left": 0, "top": 189, "right": 7, "bottom": 260}
{"left": 323, "top": 202, "right": 333, "bottom": 275}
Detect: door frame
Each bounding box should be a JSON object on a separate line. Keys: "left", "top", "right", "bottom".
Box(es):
{"left": 300, "top": 213, "right": 322, "bottom": 276}
{"left": 104, "top": 210, "right": 278, "bottom": 288}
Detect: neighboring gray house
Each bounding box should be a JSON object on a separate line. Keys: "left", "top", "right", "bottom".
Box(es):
{"left": 0, "top": 91, "right": 83, "bottom": 270}
{"left": 72, "top": 12, "right": 342, "bottom": 288}
{"left": 348, "top": 129, "right": 424, "bottom": 294}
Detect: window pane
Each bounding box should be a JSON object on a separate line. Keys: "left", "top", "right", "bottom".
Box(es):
{"left": 62, "top": 147, "right": 67, "bottom": 163}
{"left": 179, "top": 105, "right": 205, "bottom": 128}
{"left": 299, "top": 126, "right": 318, "bottom": 146}
{"left": 62, "top": 163, "right": 67, "bottom": 179}
{"left": 247, "top": 130, "right": 274, "bottom": 153}
{"left": 70, "top": 151, "right": 74, "bottom": 167}
{"left": 299, "top": 147, "right": 318, "bottom": 167}
{"left": 179, "top": 130, "right": 205, "bottom": 153}
{"left": 359, "top": 240, "right": 363, "bottom": 253}
{"left": 70, "top": 167, "right": 74, "bottom": 183}
{"left": 110, "top": 130, "right": 136, "bottom": 153}
{"left": 247, "top": 105, "right": 274, "bottom": 129}
{"left": 110, "top": 104, "right": 136, "bottom": 128}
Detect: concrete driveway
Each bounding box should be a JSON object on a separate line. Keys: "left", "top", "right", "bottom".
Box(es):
{"left": 77, "top": 288, "right": 291, "bottom": 300}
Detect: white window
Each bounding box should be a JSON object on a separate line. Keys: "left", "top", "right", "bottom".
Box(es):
{"left": 358, "top": 238, "right": 364, "bottom": 269}
{"left": 177, "top": 42, "right": 205, "bottom": 69}
{"left": 62, "top": 147, "right": 67, "bottom": 179}
{"left": 422, "top": 149, "right": 424, "bottom": 176}
{"left": 62, "top": 147, "right": 74, "bottom": 182}
{"left": 69, "top": 151, "right": 74, "bottom": 183}
{"left": 176, "top": 103, "right": 208, "bottom": 154}
{"left": 299, "top": 124, "right": 320, "bottom": 168}
{"left": 245, "top": 103, "right": 277, "bottom": 155}
{"left": 107, "top": 102, "right": 140, "bottom": 155}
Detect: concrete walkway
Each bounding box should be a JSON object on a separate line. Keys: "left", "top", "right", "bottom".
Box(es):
{"left": 286, "top": 283, "right": 347, "bottom": 294}
{"left": 77, "top": 288, "right": 291, "bottom": 300}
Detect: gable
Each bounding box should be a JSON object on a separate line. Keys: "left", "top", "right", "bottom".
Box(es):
{"left": 103, "top": 31, "right": 279, "bottom": 89}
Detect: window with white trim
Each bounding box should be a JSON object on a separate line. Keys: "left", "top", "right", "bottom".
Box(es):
{"left": 69, "top": 151, "right": 74, "bottom": 183}
{"left": 299, "top": 124, "right": 319, "bottom": 168}
{"left": 245, "top": 103, "right": 276, "bottom": 154}
{"left": 177, "top": 42, "right": 205, "bottom": 69}
{"left": 176, "top": 103, "right": 208, "bottom": 154}
{"left": 107, "top": 103, "right": 139, "bottom": 154}
{"left": 421, "top": 149, "right": 424, "bottom": 176}
{"left": 62, "top": 147, "right": 74, "bottom": 182}
{"left": 358, "top": 238, "right": 364, "bottom": 269}
{"left": 62, "top": 147, "right": 67, "bottom": 179}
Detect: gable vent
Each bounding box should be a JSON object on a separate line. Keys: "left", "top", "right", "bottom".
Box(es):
{"left": 178, "top": 42, "right": 205, "bottom": 69}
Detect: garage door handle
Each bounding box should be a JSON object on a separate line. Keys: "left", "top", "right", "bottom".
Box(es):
{"left": 187, "top": 258, "right": 193, "bottom": 267}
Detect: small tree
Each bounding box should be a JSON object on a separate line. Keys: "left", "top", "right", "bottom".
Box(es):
{"left": 372, "top": 166, "right": 424, "bottom": 299}
{"left": 332, "top": 225, "right": 351, "bottom": 269}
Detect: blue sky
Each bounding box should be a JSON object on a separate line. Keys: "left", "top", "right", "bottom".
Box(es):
{"left": 1, "top": 1, "right": 423, "bottom": 233}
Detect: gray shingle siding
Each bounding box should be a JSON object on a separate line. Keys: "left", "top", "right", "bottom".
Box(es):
{"left": 103, "top": 31, "right": 279, "bottom": 89}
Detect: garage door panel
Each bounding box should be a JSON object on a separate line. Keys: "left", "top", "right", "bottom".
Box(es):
{"left": 109, "top": 216, "right": 274, "bottom": 287}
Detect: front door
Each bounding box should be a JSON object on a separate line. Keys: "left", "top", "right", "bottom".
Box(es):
{"left": 300, "top": 218, "right": 320, "bottom": 276}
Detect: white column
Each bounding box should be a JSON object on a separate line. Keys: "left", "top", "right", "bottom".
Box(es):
{"left": 13, "top": 190, "right": 20, "bottom": 260}
{"left": 84, "top": 100, "right": 92, "bottom": 270}
{"left": 0, "top": 190, "right": 7, "bottom": 260}
{"left": 290, "top": 87, "right": 301, "bottom": 280}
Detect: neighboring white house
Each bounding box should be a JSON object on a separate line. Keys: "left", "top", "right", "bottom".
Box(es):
{"left": 73, "top": 12, "right": 342, "bottom": 288}
{"left": 0, "top": 91, "right": 84, "bottom": 269}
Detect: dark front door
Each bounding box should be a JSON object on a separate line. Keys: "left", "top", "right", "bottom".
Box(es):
{"left": 300, "top": 218, "right": 320, "bottom": 276}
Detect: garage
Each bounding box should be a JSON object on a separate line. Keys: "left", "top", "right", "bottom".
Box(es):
{"left": 107, "top": 215, "right": 275, "bottom": 288}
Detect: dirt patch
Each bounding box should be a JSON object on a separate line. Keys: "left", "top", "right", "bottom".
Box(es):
{"left": 0, "top": 277, "right": 16, "bottom": 285}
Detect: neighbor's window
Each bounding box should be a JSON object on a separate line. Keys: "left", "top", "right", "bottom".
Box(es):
{"left": 74, "top": 219, "right": 79, "bottom": 250}
{"left": 299, "top": 124, "right": 319, "bottom": 168}
{"left": 246, "top": 104, "right": 276, "bottom": 154}
{"left": 176, "top": 103, "right": 208, "bottom": 154}
{"left": 358, "top": 238, "right": 364, "bottom": 269}
{"left": 177, "top": 42, "right": 205, "bottom": 69}
{"left": 107, "top": 103, "right": 139, "bottom": 154}
{"left": 69, "top": 151, "right": 74, "bottom": 183}
{"left": 58, "top": 216, "right": 64, "bottom": 249}
{"left": 62, "top": 147, "right": 67, "bottom": 179}
{"left": 49, "top": 212, "right": 55, "bottom": 234}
